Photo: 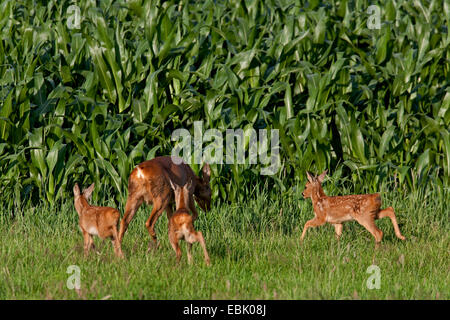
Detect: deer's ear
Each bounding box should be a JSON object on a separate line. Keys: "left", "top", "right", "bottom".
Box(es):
{"left": 168, "top": 178, "right": 176, "bottom": 191}
{"left": 83, "top": 183, "right": 95, "bottom": 201}
{"left": 306, "top": 171, "right": 314, "bottom": 183}
{"left": 202, "top": 163, "right": 211, "bottom": 183}
{"left": 186, "top": 178, "right": 193, "bottom": 191}
{"left": 73, "top": 184, "right": 81, "bottom": 197}
{"left": 318, "top": 170, "right": 328, "bottom": 183}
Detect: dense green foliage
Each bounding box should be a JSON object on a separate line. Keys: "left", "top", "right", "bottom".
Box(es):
{"left": 0, "top": 0, "right": 449, "bottom": 206}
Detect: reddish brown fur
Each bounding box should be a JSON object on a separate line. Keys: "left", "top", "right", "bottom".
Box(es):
{"left": 301, "top": 171, "right": 406, "bottom": 244}
{"left": 73, "top": 183, "right": 124, "bottom": 258}
{"left": 167, "top": 178, "right": 210, "bottom": 266}
{"left": 118, "top": 156, "right": 211, "bottom": 251}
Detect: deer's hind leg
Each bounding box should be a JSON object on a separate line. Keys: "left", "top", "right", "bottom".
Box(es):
{"left": 186, "top": 242, "right": 193, "bottom": 265}
{"left": 145, "top": 195, "right": 171, "bottom": 251}
{"left": 119, "top": 194, "right": 143, "bottom": 244}
{"left": 377, "top": 207, "right": 406, "bottom": 240}
{"left": 193, "top": 231, "right": 210, "bottom": 266}
{"left": 355, "top": 215, "right": 383, "bottom": 245}
{"left": 111, "top": 225, "right": 124, "bottom": 258}
{"left": 169, "top": 230, "right": 182, "bottom": 264}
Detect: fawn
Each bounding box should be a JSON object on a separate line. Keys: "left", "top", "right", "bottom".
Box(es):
{"left": 166, "top": 177, "right": 210, "bottom": 266}
{"left": 118, "top": 156, "right": 211, "bottom": 251}
{"left": 73, "top": 183, "right": 124, "bottom": 258}
{"left": 301, "top": 171, "right": 406, "bottom": 244}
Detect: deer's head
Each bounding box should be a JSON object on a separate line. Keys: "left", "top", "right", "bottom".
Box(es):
{"left": 302, "top": 170, "right": 327, "bottom": 199}
{"left": 73, "top": 183, "right": 95, "bottom": 214}
{"left": 168, "top": 178, "right": 192, "bottom": 211}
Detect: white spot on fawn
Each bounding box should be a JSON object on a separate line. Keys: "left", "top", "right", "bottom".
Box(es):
{"left": 88, "top": 226, "right": 99, "bottom": 236}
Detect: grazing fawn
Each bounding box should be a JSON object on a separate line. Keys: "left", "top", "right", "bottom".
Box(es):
{"left": 73, "top": 183, "right": 124, "bottom": 258}
{"left": 118, "top": 156, "right": 211, "bottom": 251}
{"left": 301, "top": 171, "right": 406, "bottom": 245}
{"left": 167, "top": 178, "right": 210, "bottom": 266}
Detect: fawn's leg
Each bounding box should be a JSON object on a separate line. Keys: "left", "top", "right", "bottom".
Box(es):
{"left": 82, "top": 230, "right": 90, "bottom": 256}
{"left": 355, "top": 216, "right": 383, "bottom": 245}
{"left": 333, "top": 223, "right": 343, "bottom": 240}
{"left": 88, "top": 235, "right": 95, "bottom": 251}
{"left": 186, "top": 243, "right": 193, "bottom": 265}
{"left": 300, "top": 217, "right": 326, "bottom": 242}
{"left": 195, "top": 231, "right": 210, "bottom": 266}
{"left": 169, "top": 231, "right": 182, "bottom": 264}
{"left": 84, "top": 234, "right": 94, "bottom": 256}
{"left": 377, "top": 207, "right": 406, "bottom": 240}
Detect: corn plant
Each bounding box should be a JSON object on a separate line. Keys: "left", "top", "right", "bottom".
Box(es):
{"left": 0, "top": 0, "right": 448, "bottom": 206}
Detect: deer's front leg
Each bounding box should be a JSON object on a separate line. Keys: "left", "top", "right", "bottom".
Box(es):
{"left": 82, "top": 230, "right": 90, "bottom": 256}
{"left": 300, "top": 217, "right": 326, "bottom": 242}
{"left": 333, "top": 223, "right": 343, "bottom": 240}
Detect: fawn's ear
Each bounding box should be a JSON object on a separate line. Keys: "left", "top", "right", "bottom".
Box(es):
{"left": 186, "top": 178, "right": 193, "bottom": 191}
{"left": 318, "top": 170, "right": 328, "bottom": 183}
{"left": 82, "top": 183, "right": 95, "bottom": 201}
{"left": 184, "top": 179, "right": 192, "bottom": 197}
{"left": 73, "top": 184, "right": 81, "bottom": 197}
{"left": 306, "top": 171, "right": 314, "bottom": 183}
{"left": 168, "top": 178, "right": 176, "bottom": 191}
{"left": 202, "top": 163, "right": 211, "bottom": 183}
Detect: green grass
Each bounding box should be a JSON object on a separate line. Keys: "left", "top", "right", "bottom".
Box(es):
{"left": 1, "top": 0, "right": 449, "bottom": 207}
{"left": 0, "top": 185, "right": 448, "bottom": 299}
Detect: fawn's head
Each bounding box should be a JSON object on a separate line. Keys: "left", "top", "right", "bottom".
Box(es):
{"left": 302, "top": 170, "right": 327, "bottom": 199}
{"left": 73, "top": 183, "right": 95, "bottom": 213}
{"left": 169, "top": 179, "right": 192, "bottom": 212}
{"left": 194, "top": 163, "right": 211, "bottom": 212}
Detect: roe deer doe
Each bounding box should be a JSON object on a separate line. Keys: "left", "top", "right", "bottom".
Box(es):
{"left": 301, "top": 171, "right": 406, "bottom": 245}
{"left": 118, "top": 156, "right": 211, "bottom": 251}
{"left": 73, "top": 183, "right": 124, "bottom": 258}
{"left": 167, "top": 177, "right": 210, "bottom": 266}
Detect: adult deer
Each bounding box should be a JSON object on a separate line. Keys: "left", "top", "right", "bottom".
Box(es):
{"left": 118, "top": 156, "right": 211, "bottom": 250}
{"left": 301, "top": 170, "right": 406, "bottom": 245}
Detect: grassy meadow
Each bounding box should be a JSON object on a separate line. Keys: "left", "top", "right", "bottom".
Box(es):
{"left": 0, "top": 182, "right": 448, "bottom": 299}
{"left": 0, "top": 0, "right": 449, "bottom": 300}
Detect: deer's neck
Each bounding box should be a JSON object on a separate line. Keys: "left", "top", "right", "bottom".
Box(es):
{"left": 176, "top": 190, "right": 190, "bottom": 211}
{"left": 311, "top": 186, "right": 327, "bottom": 213}
{"left": 74, "top": 196, "right": 90, "bottom": 216}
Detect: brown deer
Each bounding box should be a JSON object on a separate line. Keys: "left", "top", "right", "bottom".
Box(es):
{"left": 73, "top": 183, "right": 124, "bottom": 258}
{"left": 118, "top": 156, "right": 211, "bottom": 250}
{"left": 301, "top": 171, "right": 406, "bottom": 244}
{"left": 166, "top": 177, "right": 210, "bottom": 265}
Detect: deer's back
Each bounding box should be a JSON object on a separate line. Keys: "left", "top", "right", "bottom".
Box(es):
{"left": 323, "top": 193, "right": 382, "bottom": 218}
{"left": 80, "top": 206, "right": 119, "bottom": 238}
{"left": 128, "top": 156, "right": 196, "bottom": 203}
{"left": 170, "top": 209, "right": 195, "bottom": 241}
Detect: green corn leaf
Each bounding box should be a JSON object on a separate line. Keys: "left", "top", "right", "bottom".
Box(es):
{"left": 378, "top": 126, "right": 396, "bottom": 159}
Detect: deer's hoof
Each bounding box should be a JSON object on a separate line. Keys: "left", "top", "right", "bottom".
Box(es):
{"left": 147, "top": 241, "right": 159, "bottom": 252}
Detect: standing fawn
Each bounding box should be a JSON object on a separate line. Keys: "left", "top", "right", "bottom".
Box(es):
{"left": 167, "top": 177, "right": 210, "bottom": 266}
{"left": 301, "top": 171, "right": 406, "bottom": 245}
{"left": 118, "top": 156, "right": 211, "bottom": 251}
{"left": 73, "top": 183, "right": 124, "bottom": 258}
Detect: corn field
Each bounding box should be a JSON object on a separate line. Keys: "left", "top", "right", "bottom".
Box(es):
{"left": 0, "top": 0, "right": 449, "bottom": 207}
